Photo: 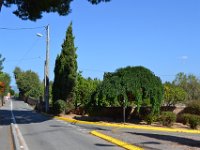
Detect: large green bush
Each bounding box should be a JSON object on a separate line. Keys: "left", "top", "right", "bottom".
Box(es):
{"left": 90, "top": 66, "right": 163, "bottom": 115}
{"left": 53, "top": 100, "right": 66, "bottom": 115}
{"left": 160, "top": 111, "right": 176, "bottom": 127}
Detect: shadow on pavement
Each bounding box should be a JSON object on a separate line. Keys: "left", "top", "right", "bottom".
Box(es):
{"left": 126, "top": 132, "right": 200, "bottom": 148}
{"left": 0, "top": 109, "right": 53, "bottom": 125}
{"left": 13, "top": 109, "right": 53, "bottom": 124}
{"left": 0, "top": 110, "right": 12, "bottom": 126}
{"left": 95, "top": 143, "right": 115, "bottom": 147}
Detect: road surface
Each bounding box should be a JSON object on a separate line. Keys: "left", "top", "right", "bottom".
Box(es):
{"left": 2, "top": 99, "right": 123, "bottom": 150}
{"left": 0, "top": 100, "right": 14, "bottom": 150}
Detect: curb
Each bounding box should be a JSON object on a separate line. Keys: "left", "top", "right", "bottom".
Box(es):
{"left": 54, "top": 116, "right": 200, "bottom": 134}
{"left": 90, "top": 130, "right": 143, "bottom": 150}
{"left": 10, "top": 123, "right": 29, "bottom": 150}
{"left": 11, "top": 123, "right": 20, "bottom": 150}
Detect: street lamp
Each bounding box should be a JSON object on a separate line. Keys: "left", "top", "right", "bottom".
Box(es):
{"left": 37, "top": 25, "right": 50, "bottom": 113}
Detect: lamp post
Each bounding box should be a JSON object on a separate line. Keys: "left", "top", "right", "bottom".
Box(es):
{"left": 37, "top": 25, "right": 50, "bottom": 113}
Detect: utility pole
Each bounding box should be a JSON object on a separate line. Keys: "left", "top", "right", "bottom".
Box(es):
{"left": 45, "top": 25, "right": 50, "bottom": 113}
{"left": 123, "top": 98, "right": 126, "bottom": 124}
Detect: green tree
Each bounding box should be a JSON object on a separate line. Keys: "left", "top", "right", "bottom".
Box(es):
{"left": 75, "top": 72, "right": 100, "bottom": 108}
{"left": 163, "top": 82, "right": 187, "bottom": 106}
{"left": 9, "top": 88, "right": 15, "bottom": 96}
{"left": 173, "top": 72, "right": 200, "bottom": 101}
{"left": 52, "top": 22, "right": 77, "bottom": 105}
{"left": 0, "top": 73, "right": 11, "bottom": 106}
{"left": 0, "top": 73, "right": 11, "bottom": 96}
{"left": 1, "top": 0, "right": 110, "bottom": 21}
{"left": 14, "top": 67, "right": 42, "bottom": 99}
{"left": 0, "top": 54, "right": 5, "bottom": 73}
{"left": 90, "top": 66, "right": 163, "bottom": 114}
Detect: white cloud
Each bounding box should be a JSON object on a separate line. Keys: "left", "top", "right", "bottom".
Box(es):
{"left": 180, "top": 55, "right": 188, "bottom": 60}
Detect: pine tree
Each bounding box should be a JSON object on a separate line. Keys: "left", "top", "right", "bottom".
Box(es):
{"left": 52, "top": 22, "right": 77, "bottom": 104}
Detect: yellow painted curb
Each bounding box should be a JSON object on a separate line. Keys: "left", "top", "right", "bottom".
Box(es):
{"left": 90, "top": 130, "right": 143, "bottom": 150}
{"left": 54, "top": 116, "right": 200, "bottom": 134}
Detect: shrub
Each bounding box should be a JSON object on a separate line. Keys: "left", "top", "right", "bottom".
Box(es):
{"left": 188, "top": 115, "right": 200, "bottom": 129}
{"left": 180, "top": 113, "right": 191, "bottom": 125}
{"left": 53, "top": 100, "right": 66, "bottom": 115}
{"left": 65, "top": 101, "right": 75, "bottom": 114}
{"left": 144, "top": 114, "right": 158, "bottom": 125}
{"left": 160, "top": 111, "right": 176, "bottom": 127}
{"left": 186, "top": 100, "right": 200, "bottom": 115}
{"left": 189, "top": 115, "right": 200, "bottom": 129}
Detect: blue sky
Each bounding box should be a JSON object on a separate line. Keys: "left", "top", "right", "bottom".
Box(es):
{"left": 1, "top": 0, "right": 200, "bottom": 86}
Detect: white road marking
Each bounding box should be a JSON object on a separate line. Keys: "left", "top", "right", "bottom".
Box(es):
{"left": 11, "top": 99, "right": 29, "bottom": 150}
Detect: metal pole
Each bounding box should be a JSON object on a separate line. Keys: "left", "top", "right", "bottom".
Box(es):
{"left": 123, "top": 99, "right": 126, "bottom": 123}
{"left": 43, "top": 60, "right": 46, "bottom": 110}
{"left": 45, "top": 25, "right": 50, "bottom": 113}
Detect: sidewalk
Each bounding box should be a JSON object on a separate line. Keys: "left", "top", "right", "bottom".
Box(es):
{"left": 0, "top": 100, "right": 14, "bottom": 150}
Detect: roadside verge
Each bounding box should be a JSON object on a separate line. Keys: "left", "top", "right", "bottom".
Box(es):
{"left": 54, "top": 116, "right": 200, "bottom": 134}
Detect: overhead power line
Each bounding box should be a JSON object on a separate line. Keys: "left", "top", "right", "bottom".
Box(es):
{"left": 0, "top": 26, "right": 45, "bottom": 30}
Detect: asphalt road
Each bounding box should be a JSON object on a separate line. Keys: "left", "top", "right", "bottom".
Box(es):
{"left": 0, "top": 100, "right": 14, "bottom": 150}
{"left": 75, "top": 119, "right": 200, "bottom": 150}
{"left": 11, "top": 99, "right": 123, "bottom": 150}
{"left": 2, "top": 98, "right": 200, "bottom": 150}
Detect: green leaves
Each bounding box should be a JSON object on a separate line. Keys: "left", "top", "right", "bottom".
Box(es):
{"left": 52, "top": 22, "right": 77, "bottom": 104}
{"left": 0, "top": 72, "right": 10, "bottom": 96}
{"left": 75, "top": 72, "right": 100, "bottom": 107}
{"left": 92, "top": 66, "right": 163, "bottom": 114}
{"left": 13, "top": 67, "right": 42, "bottom": 99}
{"left": 163, "top": 82, "right": 187, "bottom": 106}
{"left": 173, "top": 72, "right": 200, "bottom": 101}
{"left": 2, "top": 0, "right": 111, "bottom": 21}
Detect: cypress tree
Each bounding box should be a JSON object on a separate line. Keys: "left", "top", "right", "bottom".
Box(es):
{"left": 52, "top": 22, "right": 77, "bottom": 104}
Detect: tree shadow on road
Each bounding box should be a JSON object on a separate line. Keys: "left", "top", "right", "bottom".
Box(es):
{"left": 126, "top": 132, "right": 200, "bottom": 148}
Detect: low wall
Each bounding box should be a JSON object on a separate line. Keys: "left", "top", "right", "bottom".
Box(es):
{"left": 86, "top": 106, "right": 186, "bottom": 121}
{"left": 26, "top": 97, "right": 38, "bottom": 106}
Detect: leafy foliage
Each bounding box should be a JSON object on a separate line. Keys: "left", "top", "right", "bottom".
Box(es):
{"left": 159, "top": 111, "right": 176, "bottom": 127}
{"left": 90, "top": 66, "right": 163, "bottom": 114}
{"left": 0, "top": 54, "right": 11, "bottom": 98}
{"left": 75, "top": 72, "right": 101, "bottom": 108}
{"left": 52, "top": 22, "right": 77, "bottom": 105}
{"left": 180, "top": 113, "right": 191, "bottom": 125}
{"left": 181, "top": 114, "right": 200, "bottom": 129}
{"left": 188, "top": 115, "right": 200, "bottom": 129}
{"left": 9, "top": 88, "right": 15, "bottom": 96}
{"left": 53, "top": 99, "right": 66, "bottom": 115}
{"left": 0, "top": 73, "right": 11, "bottom": 96}
{"left": 185, "top": 100, "right": 200, "bottom": 115}
{"left": 1, "top": 0, "right": 111, "bottom": 21}
{"left": 13, "top": 67, "right": 42, "bottom": 99}
{"left": 163, "top": 82, "right": 187, "bottom": 106}
{"left": 0, "top": 82, "right": 5, "bottom": 95}
{"left": 173, "top": 72, "right": 200, "bottom": 101}
{"left": 144, "top": 114, "right": 158, "bottom": 125}
{"left": 0, "top": 54, "right": 5, "bottom": 73}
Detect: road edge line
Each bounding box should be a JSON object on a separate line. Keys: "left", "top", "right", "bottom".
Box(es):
{"left": 90, "top": 130, "right": 143, "bottom": 150}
